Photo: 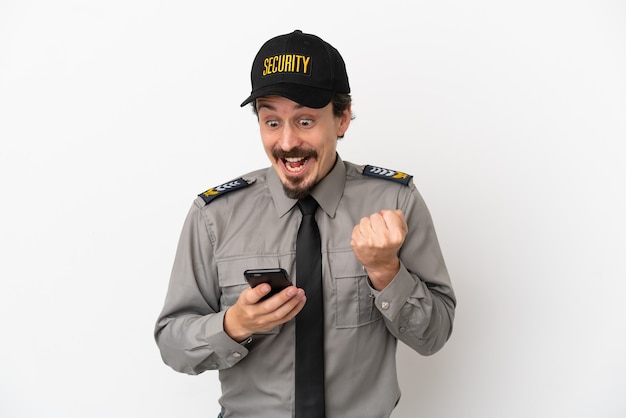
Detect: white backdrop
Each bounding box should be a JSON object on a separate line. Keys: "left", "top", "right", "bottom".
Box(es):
{"left": 1, "top": 1, "right": 625, "bottom": 417}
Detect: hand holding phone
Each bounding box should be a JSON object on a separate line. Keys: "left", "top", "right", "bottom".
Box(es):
{"left": 244, "top": 268, "right": 292, "bottom": 301}
{"left": 223, "top": 268, "right": 302, "bottom": 339}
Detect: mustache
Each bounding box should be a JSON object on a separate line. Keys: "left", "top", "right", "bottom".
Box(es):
{"left": 272, "top": 147, "right": 318, "bottom": 160}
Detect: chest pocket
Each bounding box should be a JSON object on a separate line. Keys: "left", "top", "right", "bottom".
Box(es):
{"left": 216, "top": 256, "right": 284, "bottom": 335}
{"left": 216, "top": 257, "right": 283, "bottom": 331}
{"left": 329, "top": 251, "right": 382, "bottom": 328}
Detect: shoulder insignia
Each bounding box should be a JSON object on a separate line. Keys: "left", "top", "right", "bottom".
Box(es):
{"left": 198, "top": 177, "right": 254, "bottom": 205}
{"left": 362, "top": 165, "right": 413, "bottom": 186}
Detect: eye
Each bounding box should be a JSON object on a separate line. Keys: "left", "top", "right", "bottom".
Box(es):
{"left": 298, "top": 118, "right": 313, "bottom": 127}
{"left": 265, "top": 119, "right": 280, "bottom": 128}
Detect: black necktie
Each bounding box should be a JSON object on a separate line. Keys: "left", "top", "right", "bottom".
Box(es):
{"left": 295, "top": 196, "right": 325, "bottom": 418}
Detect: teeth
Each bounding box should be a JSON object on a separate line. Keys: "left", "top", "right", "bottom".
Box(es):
{"left": 284, "top": 157, "right": 307, "bottom": 173}
{"left": 286, "top": 165, "right": 305, "bottom": 173}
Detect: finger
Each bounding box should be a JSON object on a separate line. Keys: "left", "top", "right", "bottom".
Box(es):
{"left": 283, "top": 297, "right": 306, "bottom": 321}
{"left": 377, "top": 212, "right": 407, "bottom": 247}
{"left": 274, "top": 292, "right": 306, "bottom": 322}
{"left": 260, "top": 286, "right": 303, "bottom": 311}
{"left": 261, "top": 287, "right": 306, "bottom": 326}
{"left": 368, "top": 212, "right": 388, "bottom": 234}
{"left": 380, "top": 209, "right": 405, "bottom": 223}
{"left": 245, "top": 283, "right": 271, "bottom": 304}
{"left": 381, "top": 210, "right": 408, "bottom": 234}
{"left": 351, "top": 224, "right": 362, "bottom": 247}
{"left": 357, "top": 215, "right": 372, "bottom": 237}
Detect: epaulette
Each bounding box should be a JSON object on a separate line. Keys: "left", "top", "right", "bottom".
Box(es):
{"left": 361, "top": 165, "right": 413, "bottom": 186}
{"left": 198, "top": 177, "right": 255, "bottom": 205}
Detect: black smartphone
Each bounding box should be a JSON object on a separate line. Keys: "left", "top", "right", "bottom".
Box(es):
{"left": 244, "top": 268, "right": 292, "bottom": 300}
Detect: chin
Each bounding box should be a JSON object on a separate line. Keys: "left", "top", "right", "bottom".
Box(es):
{"left": 282, "top": 178, "right": 315, "bottom": 200}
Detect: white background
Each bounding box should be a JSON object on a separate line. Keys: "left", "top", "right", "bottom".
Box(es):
{"left": 1, "top": 1, "right": 625, "bottom": 417}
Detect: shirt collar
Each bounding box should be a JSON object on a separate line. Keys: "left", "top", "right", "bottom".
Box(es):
{"left": 268, "top": 153, "right": 346, "bottom": 218}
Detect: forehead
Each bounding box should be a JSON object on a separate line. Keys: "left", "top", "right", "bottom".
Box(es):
{"left": 256, "top": 96, "right": 302, "bottom": 111}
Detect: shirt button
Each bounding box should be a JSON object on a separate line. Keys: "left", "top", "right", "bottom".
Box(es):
{"left": 232, "top": 351, "right": 242, "bottom": 358}
{"left": 399, "top": 327, "right": 406, "bottom": 333}
{"left": 381, "top": 301, "right": 390, "bottom": 310}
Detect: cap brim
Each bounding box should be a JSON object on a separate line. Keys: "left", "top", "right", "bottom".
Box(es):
{"left": 240, "top": 83, "right": 334, "bottom": 109}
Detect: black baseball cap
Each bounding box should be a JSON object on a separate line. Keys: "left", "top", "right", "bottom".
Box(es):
{"left": 240, "top": 30, "right": 350, "bottom": 108}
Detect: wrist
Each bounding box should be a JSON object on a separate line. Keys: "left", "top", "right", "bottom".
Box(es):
{"left": 223, "top": 307, "right": 252, "bottom": 343}
{"left": 363, "top": 259, "right": 400, "bottom": 290}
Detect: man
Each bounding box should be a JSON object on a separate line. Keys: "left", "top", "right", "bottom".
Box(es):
{"left": 155, "top": 30, "right": 456, "bottom": 418}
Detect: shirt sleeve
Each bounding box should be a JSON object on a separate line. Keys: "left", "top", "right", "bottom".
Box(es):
{"left": 369, "top": 184, "right": 456, "bottom": 356}
{"left": 154, "top": 201, "right": 249, "bottom": 375}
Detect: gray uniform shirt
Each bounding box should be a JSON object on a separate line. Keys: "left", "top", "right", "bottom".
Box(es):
{"left": 155, "top": 156, "right": 456, "bottom": 418}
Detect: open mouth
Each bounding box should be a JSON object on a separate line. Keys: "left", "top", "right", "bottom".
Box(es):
{"left": 283, "top": 156, "right": 309, "bottom": 174}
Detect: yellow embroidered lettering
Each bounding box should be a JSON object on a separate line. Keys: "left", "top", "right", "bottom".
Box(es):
{"left": 277, "top": 55, "right": 285, "bottom": 72}
{"left": 263, "top": 57, "right": 270, "bottom": 76}
{"left": 261, "top": 54, "right": 312, "bottom": 77}
{"left": 285, "top": 54, "right": 293, "bottom": 72}
{"left": 302, "top": 56, "right": 310, "bottom": 73}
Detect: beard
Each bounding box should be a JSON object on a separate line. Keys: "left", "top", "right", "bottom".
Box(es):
{"left": 281, "top": 177, "right": 314, "bottom": 200}
{"left": 272, "top": 146, "right": 319, "bottom": 200}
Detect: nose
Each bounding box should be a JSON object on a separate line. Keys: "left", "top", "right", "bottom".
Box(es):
{"left": 277, "top": 123, "right": 302, "bottom": 151}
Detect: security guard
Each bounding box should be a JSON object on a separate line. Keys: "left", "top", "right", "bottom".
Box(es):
{"left": 155, "top": 30, "right": 456, "bottom": 418}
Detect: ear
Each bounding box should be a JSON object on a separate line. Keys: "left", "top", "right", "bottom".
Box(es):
{"left": 336, "top": 104, "right": 352, "bottom": 137}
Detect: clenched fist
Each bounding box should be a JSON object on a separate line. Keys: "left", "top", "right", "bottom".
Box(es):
{"left": 350, "top": 210, "right": 408, "bottom": 290}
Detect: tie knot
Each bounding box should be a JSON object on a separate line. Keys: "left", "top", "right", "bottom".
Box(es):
{"left": 297, "top": 195, "right": 319, "bottom": 216}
